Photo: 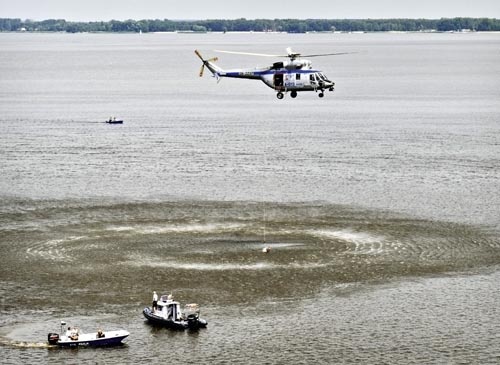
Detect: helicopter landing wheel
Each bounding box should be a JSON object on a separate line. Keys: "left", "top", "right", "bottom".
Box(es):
{"left": 329, "top": 87, "right": 334, "bottom": 92}
{"left": 318, "top": 92, "right": 324, "bottom": 98}
{"left": 290, "top": 91, "right": 297, "bottom": 98}
{"left": 276, "top": 92, "right": 284, "bottom": 100}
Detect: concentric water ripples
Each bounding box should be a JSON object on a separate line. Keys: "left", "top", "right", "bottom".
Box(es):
{"left": 25, "top": 235, "right": 88, "bottom": 261}
{"left": 306, "top": 228, "right": 392, "bottom": 255}
{"left": 3, "top": 200, "right": 498, "bottom": 266}
{"left": 2, "top": 199, "right": 499, "bottom": 303}
{"left": 105, "top": 221, "right": 246, "bottom": 236}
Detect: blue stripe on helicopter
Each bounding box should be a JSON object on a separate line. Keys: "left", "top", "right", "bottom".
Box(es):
{"left": 224, "top": 69, "right": 322, "bottom": 77}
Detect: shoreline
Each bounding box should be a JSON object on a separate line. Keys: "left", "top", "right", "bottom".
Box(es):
{"left": 2, "top": 30, "right": 500, "bottom": 34}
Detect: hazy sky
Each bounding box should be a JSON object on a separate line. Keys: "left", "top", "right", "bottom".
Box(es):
{"left": 1, "top": 0, "right": 499, "bottom": 21}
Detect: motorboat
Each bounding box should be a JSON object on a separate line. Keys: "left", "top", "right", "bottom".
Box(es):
{"left": 143, "top": 294, "right": 207, "bottom": 330}
{"left": 105, "top": 118, "right": 123, "bottom": 124}
{"left": 47, "top": 321, "right": 129, "bottom": 347}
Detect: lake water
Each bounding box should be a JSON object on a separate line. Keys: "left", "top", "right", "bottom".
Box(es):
{"left": 0, "top": 32, "right": 499, "bottom": 364}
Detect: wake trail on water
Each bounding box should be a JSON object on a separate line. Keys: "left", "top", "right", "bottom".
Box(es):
{"left": 2, "top": 198, "right": 499, "bottom": 289}
{"left": 0, "top": 336, "right": 53, "bottom": 349}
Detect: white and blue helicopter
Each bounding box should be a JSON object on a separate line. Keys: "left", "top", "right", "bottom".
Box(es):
{"left": 195, "top": 48, "right": 348, "bottom": 99}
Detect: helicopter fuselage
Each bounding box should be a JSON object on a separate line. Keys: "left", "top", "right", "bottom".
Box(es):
{"left": 195, "top": 50, "right": 336, "bottom": 99}
{"left": 220, "top": 67, "right": 335, "bottom": 93}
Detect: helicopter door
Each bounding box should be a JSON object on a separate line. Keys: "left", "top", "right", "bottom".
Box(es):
{"left": 274, "top": 73, "right": 284, "bottom": 90}
{"left": 310, "top": 73, "right": 318, "bottom": 88}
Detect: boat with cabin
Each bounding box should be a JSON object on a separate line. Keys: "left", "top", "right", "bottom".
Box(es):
{"left": 47, "top": 321, "right": 129, "bottom": 347}
{"left": 143, "top": 294, "right": 207, "bottom": 330}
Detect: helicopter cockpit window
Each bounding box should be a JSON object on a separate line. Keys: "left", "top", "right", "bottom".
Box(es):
{"left": 319, "top": 73, "right": 331, "bottom": 82}
{"left": 310, "top": 74, "right": 316, "bottom": 82}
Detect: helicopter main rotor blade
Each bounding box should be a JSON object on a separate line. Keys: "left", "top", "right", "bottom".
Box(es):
{"left": 215, "top": 49, "right": 354, "bottom": 59}
{"left": 300, "top": 52, "right": 355, "bottom": 57}
{"left": 214, "top": 50, "right": 287, "bottom": 58}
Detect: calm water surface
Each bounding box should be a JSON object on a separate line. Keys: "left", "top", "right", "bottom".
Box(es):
{"left": 0, "top": 32, "right": 499, "bottom": 364}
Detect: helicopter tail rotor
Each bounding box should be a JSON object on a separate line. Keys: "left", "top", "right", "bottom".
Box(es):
{"left": 195, "top": 50, "right": 219, "bottom": 77}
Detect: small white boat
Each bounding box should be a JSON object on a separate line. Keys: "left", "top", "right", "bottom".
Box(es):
{"left": 48, "top": 321, "right": 129, "bottom": 347}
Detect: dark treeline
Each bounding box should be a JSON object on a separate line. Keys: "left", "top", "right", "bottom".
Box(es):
{"left": 1, "top": 17, "right": 500, "bottom": 33}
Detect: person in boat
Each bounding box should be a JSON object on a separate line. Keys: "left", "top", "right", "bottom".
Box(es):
{"left": 97, "top": 328, "right": 105, "bottom": 338}
{"left": 67, "top": 327, "right": 79, "bottom": 341}
{"left": 152, "top": 291, "right": 158, "bottom": 312}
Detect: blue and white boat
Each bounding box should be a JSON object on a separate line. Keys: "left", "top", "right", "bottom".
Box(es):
{"left": 48, "top": 321, "right": 129, "bottom": 347}
{"left": 143, "top": 294, "right": 207, "bottom": 330}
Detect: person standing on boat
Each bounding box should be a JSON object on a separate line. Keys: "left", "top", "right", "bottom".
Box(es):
{"left": 152, "top": 291, "right": 158, "bottom": 312}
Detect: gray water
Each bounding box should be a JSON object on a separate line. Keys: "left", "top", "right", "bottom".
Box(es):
{"left": 0, "top": 32, "right": 499, "bottom": 364}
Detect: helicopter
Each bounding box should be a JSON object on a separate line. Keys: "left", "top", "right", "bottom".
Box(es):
{"left": 194, "top": 48, "right": 349, "bottom": 99}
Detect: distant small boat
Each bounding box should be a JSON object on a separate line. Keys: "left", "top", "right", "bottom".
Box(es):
{"left": 47, "top": 321, "right": 129, "bottom": 348}
{"left": 143, "top": 294, "right": 208, "bottom": 330}
{"left": 106, "top": 118, "right": 123, "bottom": 124}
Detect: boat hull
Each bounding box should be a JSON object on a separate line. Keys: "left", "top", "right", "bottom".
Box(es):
{"left": 55, "top": 331, "right": 129, "bottom": 347}
{"left": 143, "top": 307, "right": 207, "bottom": 330}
